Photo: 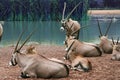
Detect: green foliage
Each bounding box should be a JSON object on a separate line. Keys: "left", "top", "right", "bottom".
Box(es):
{"left": 0, "top": 0, "right": 88, "bottom": 21}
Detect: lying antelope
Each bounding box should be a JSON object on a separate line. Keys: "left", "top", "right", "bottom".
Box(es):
{"left": 65, "top": 41, "right": 92, "bottom": 72}
{"left": 64, "top": 36, "right": 102, "bottom": 57}
{"left": 60, "top": 2, "right": 81, "bottom": 39}
{"left": 97, "top": 17, "right": 113, "bottom": 54}
{"left": 9, "top": 29, "right": 69, "bottom": 78}
{"left": 111, "top": 37, "right": 120, "bottom": 61}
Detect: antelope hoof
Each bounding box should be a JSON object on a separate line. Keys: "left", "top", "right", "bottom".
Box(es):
{"left": 21, "top": 72, "right": 30, "bottom": 78}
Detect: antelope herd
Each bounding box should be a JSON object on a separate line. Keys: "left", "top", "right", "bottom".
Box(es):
{"left": 0, "top": 2, "right": 120, "bottom": 79}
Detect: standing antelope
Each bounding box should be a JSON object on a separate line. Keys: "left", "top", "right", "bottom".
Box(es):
{"left": 60, "top": 2, "right": 81, "bottom": 39}
{"left": 97, "top": 17, "right": 113, "bottom": 54}
{"left": 9, "top": 29, "right": 69, "bottom": 78}
{"left": 111, "top": 37, "right": 120, "bottom": 61}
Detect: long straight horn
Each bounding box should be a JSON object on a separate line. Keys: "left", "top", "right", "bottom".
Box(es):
{"left": 105, "top": 17, "right": 113, "bottom": 36}
{"left": 97, "top": 18, "right": 103, "bottom": 36}
{"left": 66, "top": 2, "right": 82, "bottom": 20}
{"left": 17, "top": 27, "right": 37, "bottom": 51}
{"left": 62, "top": 2, "right": 66, "bottom": 20}
{"left": 71, "top": 29, "right": 79, "bottom": 36}
{"left": 116, "top": 37, "right": 119, "bottom": 45}
{"left": 66, "top": 40, "right": 75, "bottom": 52}
{"left": 14, "top": 29, "right": 25, "bottom": 52}
{"left": 111, "top": 37, "right": 115, "bottom": 45}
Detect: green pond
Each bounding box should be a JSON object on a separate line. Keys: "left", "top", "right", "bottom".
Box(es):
{"left": 1, "top": 15, "right": 120, "bottom": 46}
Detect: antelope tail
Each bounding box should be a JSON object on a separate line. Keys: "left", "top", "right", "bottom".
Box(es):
{"left": 93, "top": 45, "right": 102, "bottom": 56}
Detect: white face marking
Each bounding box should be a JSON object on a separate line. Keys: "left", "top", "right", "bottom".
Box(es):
{"left": 65, "top": 48, "right": 68, "bottom": 51}
{"left": 63, "top": 41, "right": 65, "bottom": 44}
{"left": 9, "top": 53, "right": 17, "bottom": 66}
{"left": 9, "top": 61, "right": 12, "bottom": 66}
{"left": 60, "top": 27, "right": 64, "bottom": 31}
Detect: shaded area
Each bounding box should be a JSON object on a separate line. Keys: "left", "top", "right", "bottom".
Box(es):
{"left": 0, "top": 0, "right": 88, "bottom": 21}
{"left": 89, "top": 0, "right": 120, "bottom": 9}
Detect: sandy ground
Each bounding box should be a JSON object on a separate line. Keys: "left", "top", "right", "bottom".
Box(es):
{"left": 0, "top": 44, "right": 120, "bottom": 80}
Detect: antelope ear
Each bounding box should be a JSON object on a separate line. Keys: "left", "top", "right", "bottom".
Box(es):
{"left": 68, "top": 18, "right": 72, "bottom": 22}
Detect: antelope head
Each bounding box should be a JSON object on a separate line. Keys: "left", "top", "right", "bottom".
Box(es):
{"left": 97, "top": 17, "right": 113, "bottom": 40}
{"left": 60, "top": 2, "right": 81, "bottom": 31}
{"left": 9, "top": 28, "right": 37, "bottom": 66}
{"left": 111, "top": 37, "right": 120, "bottom": 60}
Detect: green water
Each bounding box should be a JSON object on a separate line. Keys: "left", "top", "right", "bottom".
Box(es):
{"left": 1, "top": 17, "right": 120, "bottom": 46}
{"left": 2, "top": 21, "right": 65, "bottom": 46}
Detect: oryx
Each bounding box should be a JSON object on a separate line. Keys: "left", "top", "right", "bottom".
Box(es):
{"left": 9, "top": 29, "right": 69, "bottom": 78}
{"left": 97, "top": 17, "right": 113, "bottom": 54}
{"left": 0, "top": 23, "right": 3, "bottom": 41}
{"left": 60, "top": 2, "right": 81, "bottom": 39}
{"left": 64, "top": 40, "right": 92, "bottom": 72}
{"left": 111, "top": 37, "right": 120, "bottom": 61}
{"left": 64, "top": 36, "right": 102, "bottom": 57}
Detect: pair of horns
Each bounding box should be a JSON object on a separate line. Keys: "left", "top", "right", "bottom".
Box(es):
{"left": 62, "top": 2, "right": 82, "bottom": 20}
{"left": 111, "top": 37, "right": 119, "bottom": 45}
{"left": 97, "top": 17, "right": 114, "bottom": 36}
{"left": 14, "top": 27, "right": 37, "bottom": 53}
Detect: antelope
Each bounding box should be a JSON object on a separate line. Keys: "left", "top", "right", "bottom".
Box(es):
{"left": 9, "top": 29, "right": 69, "bottom": 78}
{"left": 64, "top": 36, "right": 102, "bottom": 57}
{"left": 64, "top": 41, "right": 92, "bottom": 72}
{"left": 97, "top": 17, "right": 113, "bottom": 54}
{"left": 60, "top": 2, "right": 81, "bottom": 39}
{"left": 111, "top": 37, "right": 120, "bottom": 61}
{"left": 0, "top": 23, "right": 3, "bottom": 41}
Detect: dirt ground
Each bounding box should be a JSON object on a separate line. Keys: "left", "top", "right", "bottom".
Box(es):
{"left": 0, "top": 44, "right": 120, "bottom": 80}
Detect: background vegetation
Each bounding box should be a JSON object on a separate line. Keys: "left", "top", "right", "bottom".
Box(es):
{"left": 89, "top": 0, "right": 120, "bottom": 9}
{"left": 0, "top": 0, "right": 88, "bottom": 21}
